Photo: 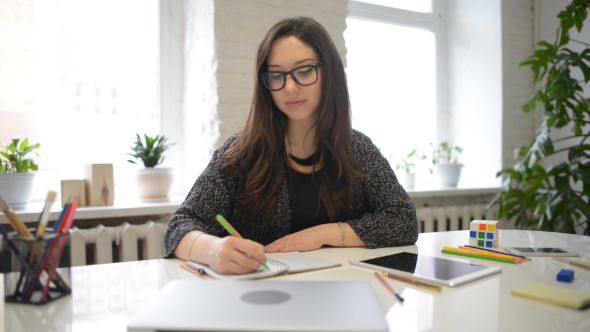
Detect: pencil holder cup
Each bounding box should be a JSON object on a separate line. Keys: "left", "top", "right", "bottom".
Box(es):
{"left": 1, "top": 232, "right": 72, "bottom": 305}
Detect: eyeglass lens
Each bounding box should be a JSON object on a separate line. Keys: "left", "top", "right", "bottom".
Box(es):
{"left": 264, "top": 65, "right": 318, "bottom": 90}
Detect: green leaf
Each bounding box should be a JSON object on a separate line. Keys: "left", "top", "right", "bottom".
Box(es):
{"left": 19, "top": 138, "right": 29, "bottom": 150}
{"left": 572, "top": 194, "right": 590, "bottom": 221}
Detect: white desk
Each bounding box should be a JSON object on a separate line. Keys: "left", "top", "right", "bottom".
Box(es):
{"left": 2, "top": 230, "right": 589, "bottom": 332}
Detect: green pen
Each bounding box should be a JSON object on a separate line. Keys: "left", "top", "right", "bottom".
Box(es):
{"left": 216, "top": 214, "right": 270, "bottom": 271}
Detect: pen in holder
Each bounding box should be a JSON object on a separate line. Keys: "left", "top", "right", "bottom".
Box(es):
{"left": 2, "top": 231, "right": 72, "bottom": 305}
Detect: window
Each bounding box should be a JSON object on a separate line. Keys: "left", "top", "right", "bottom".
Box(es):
{"left": 345, "top": 0, "right": 443, "bottom": 184}
{"left": 356, "top": 0, "right": 432, "bottom": 13}
{"left": 1, "top": 0, "right": 160, "bottom": 201}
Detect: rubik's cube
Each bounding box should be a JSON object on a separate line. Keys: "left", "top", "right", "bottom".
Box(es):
{"left": 469, "top": 220, "right": 499, "bottom": 248}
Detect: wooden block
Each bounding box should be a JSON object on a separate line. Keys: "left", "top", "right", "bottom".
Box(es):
{"left": 60, "top": 180, "right": 87, "bottom": 207}
{"left": 84, "top": 164, "right": 114, "bottom": 206}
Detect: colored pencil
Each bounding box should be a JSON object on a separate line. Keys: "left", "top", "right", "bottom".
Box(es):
{"left": 382, "top": 272, "right": 442, "bottom": 292}
{"left": 446, "top": 247, "right": 524, "bottom": 262}
{"left": 441, "top": 249, "right": 518, "bottom": 264}
{"left": 459, "top": 246, "right": 530, "bottom": 262}
{"left": 23, "top": 201, "right": 76, "bottom": 300}
{"left": 39, "top": 233, "right": 69, "bottom": 302}
{"left": 375, "top": 272, "right": 404, "bottom": 303}
{"left": 464, "top": 245, "right": 529, "bottom": 260}
{"left": 38, "top": 201, "right": 78, "bottom": 302}
{"left": 553, "top": 257, "right": 590, "bottom": 272}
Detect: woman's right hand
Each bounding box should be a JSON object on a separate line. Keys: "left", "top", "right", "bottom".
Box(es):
{"left": 206, "top": 236, "right": 267, "bottom": 275}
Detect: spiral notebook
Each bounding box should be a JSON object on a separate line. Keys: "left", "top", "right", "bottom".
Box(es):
{"left": 185, "top": 251, "right": 341, "bottom": 280}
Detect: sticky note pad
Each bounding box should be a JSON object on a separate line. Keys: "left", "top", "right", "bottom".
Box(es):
{"left": 557, "top": 269, "right": 574, "bottom": 283}
{"left": 511, "top": 283, "right": 590, "bottom": 309}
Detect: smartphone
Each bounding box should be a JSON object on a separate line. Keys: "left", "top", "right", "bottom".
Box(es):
{"left": 505, "top": 247, "right": 578, "bottom": 257}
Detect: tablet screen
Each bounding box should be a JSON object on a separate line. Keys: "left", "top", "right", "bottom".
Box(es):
{"left": 360, "top": 252, "right": 488, "bottom": 281}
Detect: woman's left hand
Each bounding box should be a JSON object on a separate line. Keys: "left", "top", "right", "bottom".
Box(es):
{"left": 265, "top": 224, "right": 338, "bottom": 253}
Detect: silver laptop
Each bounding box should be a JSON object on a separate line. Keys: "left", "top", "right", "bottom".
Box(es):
{"left": 127, "top": 279, "right": 388, "bottom": 332}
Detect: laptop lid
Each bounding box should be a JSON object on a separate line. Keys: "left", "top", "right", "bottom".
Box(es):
{"left": 127, "top": 279, "right": 388, "bottom": 332}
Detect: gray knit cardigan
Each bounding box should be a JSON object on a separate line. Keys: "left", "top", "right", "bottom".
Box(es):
{"left": 164, "top": 130, "right": 418, "bottom": 258}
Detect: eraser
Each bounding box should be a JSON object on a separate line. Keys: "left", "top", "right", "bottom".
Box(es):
{"left": 557, "top": 269, "right": 574, "bottom": 283}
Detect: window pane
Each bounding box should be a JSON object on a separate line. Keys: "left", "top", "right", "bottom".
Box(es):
{"left": 355, "top": 0, "right": 432, "bottom": 13}
{"left": 1, "top": 0, "right": 159, "bottom": 200}
{"left": 345, "top": 18, "right": 436, "bottom": 181}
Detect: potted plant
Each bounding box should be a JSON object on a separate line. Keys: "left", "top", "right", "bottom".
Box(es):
{"left": 431, "top": 142, "right": 464, "bottom": 187}
{"left": 393, "top": 149, "right": 426, "bottom": 189}
{"left": 127, "top": 134, "right": 175, "bottom": 202}
{"left": 0, "top": 137, "right": 41, "bottom": 209}
{"left": 490, "top": 0, "right": 590, "bottom": 235}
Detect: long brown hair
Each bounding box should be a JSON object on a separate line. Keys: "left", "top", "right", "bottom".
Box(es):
{"left": 221, "top": 16, "right": 365, "bottom": 223}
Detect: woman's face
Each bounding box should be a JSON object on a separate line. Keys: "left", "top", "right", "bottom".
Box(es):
{"left": 267, "top": 36, "right": 322, "bottom": 126}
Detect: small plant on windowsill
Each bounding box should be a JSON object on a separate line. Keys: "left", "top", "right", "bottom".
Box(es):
{"left": 0, "top": 137, "right": 41, "bottom": 173}
{"left": 127, "top": 134, "right": 174, "bottom": 168}
{"left": 392, "top": 149, "right": 427, "bottom": 189}
{"left": 431, "top": 142, "right": 464, "bottom": 187}
{"left": 127, "top": 134, "right": 176, "bottom": 202}
{"left": 431, "top": 142, "right": 463, "bottom": 166}
{"left": 0, "top": 137, "right": 41, "bottom": 209}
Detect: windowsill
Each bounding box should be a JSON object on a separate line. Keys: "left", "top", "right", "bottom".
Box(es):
{"left": 405, "top": 185, "right": 501, "bottom": 198}
{"left": 1, "top": 196, "right": 185, "bottom": 224}
{"left": 2, "top": 186, "right": 502, "bottom": 225}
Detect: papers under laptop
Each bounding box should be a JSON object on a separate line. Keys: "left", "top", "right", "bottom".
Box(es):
{"left": 127, "top": 279, "right": 388, "bottom": 332}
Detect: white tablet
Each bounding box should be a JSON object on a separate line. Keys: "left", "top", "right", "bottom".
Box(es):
{"left": 505, "top": 247, "right": 579, "bottom": 257}
{"left": 350, "top": 252, "right": 502, "bottom": 287}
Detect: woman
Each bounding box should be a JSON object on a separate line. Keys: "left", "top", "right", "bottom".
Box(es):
{"left": 164, "top": 16, "right": 418, "bottom": 274}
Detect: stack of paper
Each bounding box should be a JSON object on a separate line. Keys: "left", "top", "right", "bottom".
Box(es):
{"left": 511, "top": 283, "right": 590, "bottom": 310}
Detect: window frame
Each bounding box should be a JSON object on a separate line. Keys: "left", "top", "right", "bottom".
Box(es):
{"left": 347, "top": 0, "right": 448, "bottom": 146}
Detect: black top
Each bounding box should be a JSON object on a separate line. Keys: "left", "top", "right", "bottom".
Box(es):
{"left": 287, "top": 154, "right": 329, "bottom": 233}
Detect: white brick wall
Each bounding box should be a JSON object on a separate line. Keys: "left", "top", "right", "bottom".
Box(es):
{"left": 182, "top": 0, "right": 220, "bottom": 190}
{"left": 444, "top": 0, "right": 537, "bottom": 187}
{"left": 212, "top": 0, "right": 349, "bottom": 150}
{"left": 446, "top": 0, "right": 504, "bottom": 186}
{"left": 501, "top": 0, "right": 536, "bottom": 171}
{"left": 0, "top": 0, "right": 34, "bottom": 122}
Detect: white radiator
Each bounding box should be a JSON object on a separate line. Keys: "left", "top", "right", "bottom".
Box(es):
{"left": 69, "top": 221, "right": 166, "bottom": 266}
{"left": 415, "top": 204, "right": 499, "bottom": 233}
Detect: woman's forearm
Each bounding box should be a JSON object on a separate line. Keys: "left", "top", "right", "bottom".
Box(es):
{"left": 173, "top": 230, "right": 219, "bottom": 263}
{"left": 329, "top": 222, "right": 366, "bottom": 247}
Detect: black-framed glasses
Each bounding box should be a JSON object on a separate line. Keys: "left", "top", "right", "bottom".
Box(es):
{"left": 261, "top": 63, "right": 323, "bottom": 91}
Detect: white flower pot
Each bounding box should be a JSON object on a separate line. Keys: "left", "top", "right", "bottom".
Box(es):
{"left": 433, "top": 164, "right": 463, "bottom": 187}
{"left": 396, "top": 171, "right": 416, "bottom": 189}
{"left": 134, "top": 168, "right": 173, "bottom": 202}
{"left": 0, "top": 173, "right": 36, "bottom": 209}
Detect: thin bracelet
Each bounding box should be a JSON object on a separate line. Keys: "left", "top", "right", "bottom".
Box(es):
{"left": 188, "top": 232, "right": 205, "bottom": 262}
{"left": 338, "top": 222, "right": 346, "bottom": 248}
